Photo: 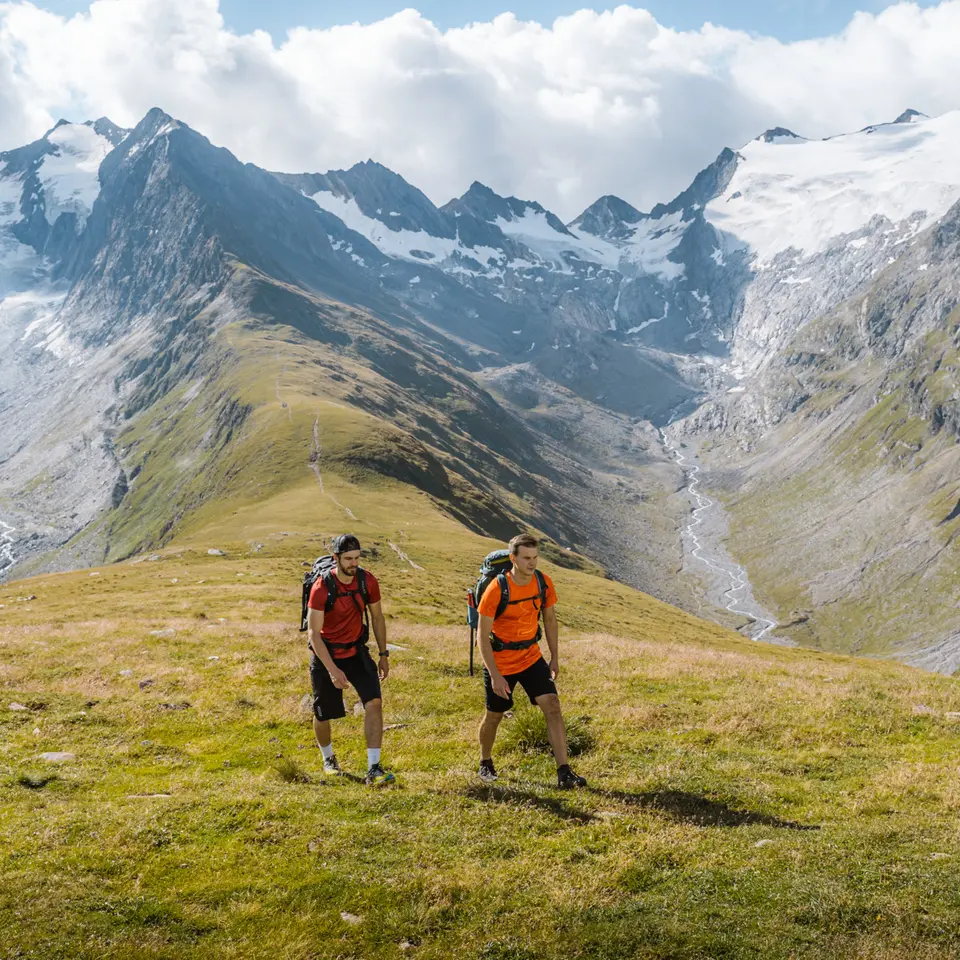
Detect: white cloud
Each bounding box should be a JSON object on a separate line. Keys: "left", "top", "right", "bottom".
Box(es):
{"left": 2, "top": 1, "right": 960, "bottom": 219}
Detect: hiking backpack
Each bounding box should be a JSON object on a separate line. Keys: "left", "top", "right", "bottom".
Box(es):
{"left": 466, "top": 549, "right": 547, "bottom": 673}
{"left": 300, "top": 554, "right": 371, "bottom": 633}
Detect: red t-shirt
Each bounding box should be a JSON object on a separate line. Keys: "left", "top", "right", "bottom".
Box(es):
{"left": 308, "top": 571, "right": 381, "bottom": 659}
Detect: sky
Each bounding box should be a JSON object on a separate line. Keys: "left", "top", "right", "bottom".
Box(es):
{"left": 2, "top": 1, "right": 960, "bottom": 219}
{"left": 31, "top": 0, "right": 939, "bottom": 42}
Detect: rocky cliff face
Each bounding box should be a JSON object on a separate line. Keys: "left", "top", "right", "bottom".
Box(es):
{"left": 677, "top": 197, "right": 960, "bottom": 667}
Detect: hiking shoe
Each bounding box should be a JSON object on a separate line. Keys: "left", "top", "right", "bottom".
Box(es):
{"left": 322, "top": 754, "right": 342, "bottom": 775}
{"left": 364, "top": 763, "right": 395, "bottom": 786}
{"left": 557, "top": 766, "right": 587, "bottom": 789}
{"left": 478, "top": 759, "right": 498, "bottom": 783}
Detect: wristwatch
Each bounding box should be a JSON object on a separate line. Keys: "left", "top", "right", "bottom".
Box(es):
{"left": 378, "top": 649, "right": 389, "bottom": 658}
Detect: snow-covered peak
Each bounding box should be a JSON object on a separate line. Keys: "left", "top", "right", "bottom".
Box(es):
{"left": 707, "top": 109, "right": 960, "bottom": 267}
{"left": 39, "top": 122, "right": 113, "bottom": 227}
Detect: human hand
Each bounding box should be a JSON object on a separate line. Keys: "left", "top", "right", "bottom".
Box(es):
{"left": 549, "top": 658, "right": 560, "bottom": 681}
{"left": 378, "top": 655, "right": 390, "bottom": 681}
{"left": 491, "top": 672, "right": 511, "bottom": 700}
{"left": 330, "top": 667, "right": 349, "bottom": 689}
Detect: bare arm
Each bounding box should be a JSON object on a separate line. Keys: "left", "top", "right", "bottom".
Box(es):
{"left": 368, "top": 601, "right": 387, "bottom": 654}
{"left": 368, "top": 600, "right": 389, "bottom": 680}
{"left": 307, "top": 608, "right": 348, "bottom": 687}
{"left": 478, "top": 613, "right": 510, "bottom": 699}
{"left": 543, "top": 605, "right": 559, "bottom": 679}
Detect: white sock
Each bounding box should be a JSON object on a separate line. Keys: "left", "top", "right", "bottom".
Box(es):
{"left": 320, "top": 743, "right": 335, "bottom": 760}
{"left": 367, "top": 747, "right": 381, "bottom": 768}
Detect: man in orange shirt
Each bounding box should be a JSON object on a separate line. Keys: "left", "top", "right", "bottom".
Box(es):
{"left": 476, "top": 532, "right": 587, "bottom": 789}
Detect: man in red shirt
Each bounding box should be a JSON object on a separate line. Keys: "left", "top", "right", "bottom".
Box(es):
{"left": 306, "top": 534, "right": 394, "bottom": 785}
{"left": 476, "top": 532, "right": 587, "bottom": 789}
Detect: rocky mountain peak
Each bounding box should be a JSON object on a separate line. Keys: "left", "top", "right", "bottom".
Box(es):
{"left": 570, "top": 194, "right": 644, "bottom": 240}
{"left": 895, "top": 108, "right": 928, "bottom": 124}
{"left": 87, "top": 117, "right": 130, "bottom": 146}
{"left": 755, "top": 127, "right": 805, "bottom": 144}
{"left": 444, "top": 181, "right": 572, "bottom": 236}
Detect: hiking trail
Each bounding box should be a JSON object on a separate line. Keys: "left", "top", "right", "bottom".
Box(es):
{"left": 661, "top": 430, "right": 779, "bottom": 642}
{"left": 310, "top": 417, "right": 357, "bottom": 521}
{"left": 388, "top": 540, "right": 424, "bottom": 570}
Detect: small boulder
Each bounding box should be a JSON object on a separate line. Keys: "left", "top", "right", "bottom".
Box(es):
{"left": 299, "top": 694, "right": 313, "bottom": 715}
{"left": 39, "top": 752, "right": 75, "bottom": 763}
{"left": 340, "top": 912, "right": 362, "bottom": 925}
{"left": 139, "top": 679, "right": 154, "bottom": 691}
{"left": 150, "top": 628, "right": 176, "bottom": 638}
{"left": 8, "top": 703, "right": 28, "bottom": 712}
{"left": 158, "top": 702, "right": 191, "bottom": 711}
{"left": 207, "top": 549, "right": 225, "bottom": 556}
{"left": 119, "top": 669, "right": 134, "bottom": 678}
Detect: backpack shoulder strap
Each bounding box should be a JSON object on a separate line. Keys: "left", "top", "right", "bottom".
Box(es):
{"left": 534, "top": 570, "right": 547, "bottom": 618}
{"left": 322, "top": 571, "right": 338, "bottom": 614}
{"left": 357, "top": 568, "right": 370, "bottom": 606}
{"left": 494, "top": 573, "right": 510, "bottom": 620}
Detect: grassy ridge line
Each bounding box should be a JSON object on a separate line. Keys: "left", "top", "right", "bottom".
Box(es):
{"left": 92, "top": 268, "right": 598, "bottom": 573}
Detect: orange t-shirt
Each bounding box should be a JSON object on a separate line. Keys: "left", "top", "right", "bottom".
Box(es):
{"left": 478, "top": 570, "right": 558, "bottom": 675}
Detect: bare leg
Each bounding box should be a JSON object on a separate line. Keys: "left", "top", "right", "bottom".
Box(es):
{"left": 313, "top": 717, "right": 332, "bottom": 749}
{"left": 536, "top": 694, "right": 568, "bottom": 768}
{"left": 364, "top": 698, "right": 383, "bottom": 749}
{"left": 479, "top": 710, "right": 504, "bottom": 761}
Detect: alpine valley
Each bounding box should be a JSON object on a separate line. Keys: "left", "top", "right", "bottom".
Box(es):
{"left": 1, "top": 106, "right": 957, "bottom": 669}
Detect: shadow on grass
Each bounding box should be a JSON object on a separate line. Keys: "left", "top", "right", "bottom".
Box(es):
{"left": 463, "top": 783, "right": 597, "bottom": 823}
{"left": 593, "top": 788, "right": 820, "bottom": 830}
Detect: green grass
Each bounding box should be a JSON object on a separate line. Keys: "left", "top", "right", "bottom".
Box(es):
{"left": 4, "top": 521, "right": 960, "bottom": 958}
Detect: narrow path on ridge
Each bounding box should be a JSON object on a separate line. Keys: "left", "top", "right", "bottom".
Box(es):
{"left": 310, "top": 416, "right": 357, "bottom": 521}
{"left": 388, "top": 540, "right": 423, "bottom": 570}
{"left": 661, "top": 429, "right": 779, "bottom": 643}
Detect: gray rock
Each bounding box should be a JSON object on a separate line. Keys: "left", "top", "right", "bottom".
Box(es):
{"left": 207, "top": 549, "right": 225, "bottom": 556}
{"left": 39, "top": 752, "right": 75, "bottom": 763}
{"left": 8, "top": 702, "right": 28, "bottom": 712}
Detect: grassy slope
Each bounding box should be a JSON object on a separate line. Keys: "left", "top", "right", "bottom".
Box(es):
{"left": 4, "top": 421, "right": 960, "bottom": 959}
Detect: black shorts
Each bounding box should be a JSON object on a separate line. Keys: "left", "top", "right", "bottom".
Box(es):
{"left": 484, "top": 656, "right": 558, "bottom": 713}
{"left": 310, "top": 647, "right": 382, "bottom": 721}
